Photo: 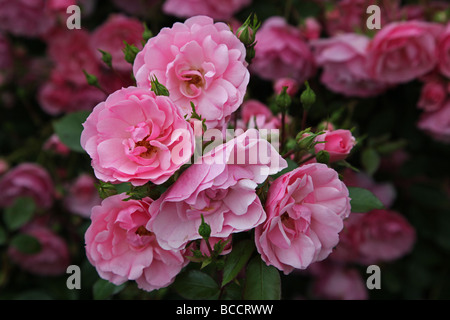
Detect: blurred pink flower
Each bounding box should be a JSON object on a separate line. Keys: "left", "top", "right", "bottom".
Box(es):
{"left": 85, "top": 194, "right": 188, "bottom": 291}
{"left": 8, "top": 221, "right": 70, "bottom": 276}
{"left": 43, "top": 134, "right": 71, "bottom": 156}
{"left": 91, "top": 14, "right": 144, "bottom": 72}
{"left": 332, "top": 209, "right": 416, "bottom": 265}
{"left": 367, "top": 21, "right": 442, "bottom": 84}
{"left": 251, "top": 17, "right": 315, "bottom": 83}
{"left": 133, "top": 15, "right": 249, "bottom": 130}
{"left": 64, "top": 174, "right": 102, "bottom": 218}
{"left": 417, "top": 79, "right": 447, "bottom": 112}
{"left": 46, "top": 28, "right": 100, "bottom": 86}
{"left": 273, "top": 78, "right": 299, "bottom": 97}
{"left": 255, "top": 163, "right": 351, "bottom": 274}
{"left": 310, "top": 262, "right": 368, "bottom": 300}
{"left": 163, "top": 0, "right": 252, "bottom": 21}
{"left": 38, "top": 72, "right": 106, "bottom": 115}
{"left": 148, "top": 129, "right": 287, "bottom": 251}
{"left": 438, "top": 23, "right": 450, "bottom": 79}
{"left": 418, "top": 99, "right": 450, "bottom": 143}
{"left": 0, "top": 163, "right": 54, "bottom": 209}
{"left": 81, "top": 86, "right": 195, "bottom": 186}
{"left": 312, "top": 33, "right": 389, "bottom": 97}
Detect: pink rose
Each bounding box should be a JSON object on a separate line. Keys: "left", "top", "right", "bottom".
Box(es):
{"left": 91, "top": 14, "right": 144, "bottom": 72}
{"left": 163, "top": 0, "right": 252, "bottom": 21}
{"left": 331, "top": 209, "right": 416, "bottom": 265}
{"left": 301, "top": 17, "right": 322, "bottom": 41}
{"left": 314, "top": 129, "right": 356, "bottom": 163}
{"left": 0, "top": 163, "right": 54, "bottom": 209}
{"left": 273, "top": 78, "right": 299, "bottom": 97}
{"left": 237, "top": 99, "right": 282, "bottom": 130}
{"left": 417, "top": 79, "right": 447, "bottom": 112}
{"left": 133, "top": 15, "right": 249, "bottom": 130}
{"left": 310, "top": 262, "right": 368, "bottom": 300}
{"left": 38, "top": 72, "right": 106, "bottom": 115}
{"left": 251, "top": 17, "right": 315, "bottom": 83}
{"left": 255, "top": 163, "right": 351, "bottom": 274}
{"left": 8, "top": 221, "right": 70, "bottom": 276}
{"left": 46, "top": 28, "right": 100, "bottom": 86}
{"left": 438, "top": 23, "right": 450, "bottom": 78}
{"left": 367, "top": 21, "right": 442, "bottom": 84}
{"left": 312, "top": 33, "right": 389, "bottom": 97}
{"left": 85, "top": 194, "right": 188, "bottom": 291}
{"left": 148, "top": 129, "right": 287, "bottom": 251}
{"left": 417, "top": 99, "right": 450, "bottom": 143}
{"left": 43, "top": 133, "right": 71, "bottom": 156}
{"left": 64, "top": 174, "right": 102, "bottom": 218}
{"left": 81, "top": 86, "right": 195, "bottom": 186}
{"left": 0, "top": 0, "right": 57, "bottom": 38}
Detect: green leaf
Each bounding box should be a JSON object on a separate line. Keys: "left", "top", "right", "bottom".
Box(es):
{"left": 348, "top": 187, "right": 384, "bottom": 213}
{"left": 10, "top": 233, "right": 41, "bottom": 254}
{"left": 361, "top": 148, "right": 380, "bottom": 176}
{"left": 93, "top": 278, "right": 126, "bottom": 300}
{"left": 243, "top": 256, "right": 281, "bottom": 300}
{"left": 3, "top": 197, "right": 35, "bottom": 231}
{"left": 173, "top": 270, "right": 220, "bottom": 300}
{"left": 53, "top": 110, "right": 91, "bottom": 153}
{"left": 221, "top": 239, "right": 254, "bottom": 287}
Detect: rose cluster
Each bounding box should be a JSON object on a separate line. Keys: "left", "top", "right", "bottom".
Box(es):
{"left": 3, "top": 0, "right": 448, "bottom": 301}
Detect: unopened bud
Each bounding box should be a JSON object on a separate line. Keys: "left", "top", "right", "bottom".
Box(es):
{"left": 316, "top": 150, "right": 330, "bottom": 165}
{"left": 123, "top": 41, "right": 140, "bottom": 64}
{"left": 276, "top": 86, "right": 292, "bottom": 112}
{"left": 198, "top": 214, "right": 211, "bottom": 240}
{"left": 300, "top": 81, "right": 316, "bottom": 111}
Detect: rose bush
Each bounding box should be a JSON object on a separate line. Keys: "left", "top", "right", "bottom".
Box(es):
{"left": 1, "top": 0, "right": 449, "bottom": 302}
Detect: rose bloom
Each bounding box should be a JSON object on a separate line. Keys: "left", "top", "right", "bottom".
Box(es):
{"left": 438, "top": 23, "right": 450, "bottom": 79}
{"left": 417, "top": 79, "right": 447, "bottom": 112}
{"left": 81, "top": 86, "right": 195, "bottom": 186}
{"left": 64, "top": 174, "right": 102, "bottom": 218}
{"left": 417, "top": 99, "right": 450, "bottom": 143}
{"left": 236, "top": 99, "right": 282, "bottom": 130}
{"left": 251, "top": 17, "right": 315, "bottom": 83}
{"left": 46, "top": 28, "right": 100, "bottom": 86}
{"left": 43, "top": 133, "right": 71, "bottom": 156}
{"left": 91, "top": 14, "right": 144, "bottom": 72}
{"left": 366, "top": 21, "right": 442, "bottom": 84}
{"left": 0, "top": 0, "right": 67, "bottom": 38}
{"left": 255, "top": 163, "right": 351, "bottom": 274}
{"left": 312, "top": 33, "right": 389, "bottom": 98}
{"left": 331, "top": 209, "right": 416, "bottom": 265}
{"left": 0, "top": 163, "right": 54, "bottom": 209}
{"left": 148, "top": 129, "right": 287, "bottom": 251}
{"left": 133, "top": 15, "right": 249, "bottom": 130}
{"left": 8, "top": 221, "right": 70, "bottom": 276}
{"left": 310, "top": 262, "right": 368, "bottom": 300}
{"left": 273, "top": 77, "right": 299, "bottom": 97}
{"left": 313, "top": 129, "right": 356, "bottom": 163}
{"left": 38, "top": 72, "right": 106, "bottom": 115}
{"left": 163, "top": 0, "right": 252, "bottom": 21}
{"left": 85, "top": 193, "right": 188, "bottom": 291}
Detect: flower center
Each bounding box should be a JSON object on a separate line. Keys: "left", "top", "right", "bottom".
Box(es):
{"left": 135, "top": 225, "right": 153, "bottom": 237}
{"left": 135, "top": 136, "right": 157, "bottom": 159}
